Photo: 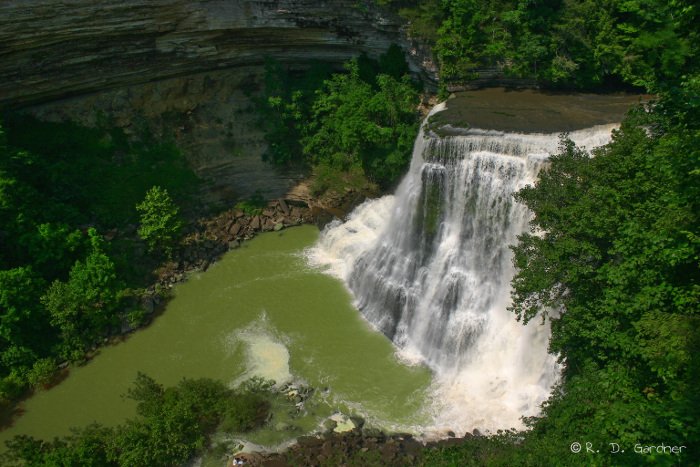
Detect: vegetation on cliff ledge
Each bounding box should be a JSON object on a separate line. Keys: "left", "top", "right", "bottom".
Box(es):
{"left": 258, "top": 45, "right": 421, "bottom": 194}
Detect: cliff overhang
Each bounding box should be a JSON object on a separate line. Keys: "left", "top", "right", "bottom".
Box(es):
{"left": 0, "top": 0, "right": 436, "bottom": 109}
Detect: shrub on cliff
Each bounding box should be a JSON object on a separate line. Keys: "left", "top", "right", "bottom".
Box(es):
{"left": 136, "top": 186, "right": 183, "bottom": 258}
{"left": 303, "top": 60, "right": 419, "bottom": 190}
{"left": 259, "top": 46, "right": 420, "bottom": 194}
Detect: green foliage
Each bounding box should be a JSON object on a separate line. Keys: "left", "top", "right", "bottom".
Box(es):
{"left": 2, "top": 375, "right": 273, "bottom": 467}
{"left": 0, "top": 266, "right": 54, "bottom": 400}
{"left": 257, "top": 59, "right": 333, "bottom": 166}
{"left": 26, "top": 358, "right": 57, "bottom": 389}
{"left": 394, "top": 0, "right": 699, "bottom": 90}
{"left": 259, "top": 46, "right": 420, "bottom": 193}
{"left": 511, "top": 120, "right": 699, "bottom": 369}
{"left": 0, "top": 116, "right": 199, "bottom": 402}
{"left": 219, "top": 377, "right": 273, "bottom": 432}
{"left": 398, "top": 0, "right": 445, "bottom": 42}
{"left": 303, "top": 60, "right": 419, "bottom": 188}
{"left": 0, "top": 267, "right": 49, "bottom": 356}
{"left": 136, "top": 186, "right": 183, "bottom": 258}
{"left": 42, "top": 229, "right": 122, "bottom": 359}
{"left": 413, "top": 179, "right": 443, "bottom": 243}
{"left": 1, "top": 114, "right": 198, "bottom": 227}
{"left": 112, "top": 374, "right": 229, "bottom": 466}
{"left": 500, "top": 88, "right": 700, "bottom": 464}
{"left": 234, "top": 191, "right": 267, "bottom": 216}
{"left": 419, "top": 431, "right": 524, "bottom": 467}
{"left": 18, "top": 223, "right": 84, "bottom": 280}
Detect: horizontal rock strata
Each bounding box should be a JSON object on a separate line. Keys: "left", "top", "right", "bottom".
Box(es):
{"left": 1, "top": 0, "right": 436, "bottom": 108}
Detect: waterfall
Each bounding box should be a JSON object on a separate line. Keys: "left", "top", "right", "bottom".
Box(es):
{"left": 308, "top": 103, "right": 618, "bottom": 434}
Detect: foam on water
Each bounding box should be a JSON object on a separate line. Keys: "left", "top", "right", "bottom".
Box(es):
{"left": 227, "top": 314, "right": 293, "bottom": 387}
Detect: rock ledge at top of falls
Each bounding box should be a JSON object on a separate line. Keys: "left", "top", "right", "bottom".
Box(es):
{"left": 430, "top": 88, "right": 649, "bottom": 134}
{"left": 0, "top": 0, "right": 437, "bottom": 108}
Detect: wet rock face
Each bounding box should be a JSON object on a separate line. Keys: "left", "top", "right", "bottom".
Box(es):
{"left": 0, "top": 0, "right": 435, "bottom": 108}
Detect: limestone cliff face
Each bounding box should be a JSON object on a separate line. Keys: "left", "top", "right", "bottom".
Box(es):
{"left": 0, "top": 0, "right": 436, "bottom": 108}
{"left": 1, "top": 0, "right": 437, "bottom": 206}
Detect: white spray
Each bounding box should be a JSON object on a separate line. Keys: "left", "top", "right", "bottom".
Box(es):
{"left": 309, "top": 103, "right": 617, "bottom": 434}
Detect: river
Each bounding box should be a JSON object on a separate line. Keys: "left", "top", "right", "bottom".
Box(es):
{"left": 0, "top": 226, "right": 431, "bottom": 448}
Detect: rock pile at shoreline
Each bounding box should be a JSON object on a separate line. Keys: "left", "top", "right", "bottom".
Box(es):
{"left": 247, "top": 428, "right": 481, "bottom": 466}
{"left": 169, "top": 199, "right": 313, "bottom": 282}
{"left": 183, "top": 198, "right": 312, "bottom": 264}
{"left": 132, "top": 199, "right": 314, "bottom": 322}
{"left": 254, "top": 429, "right": 423, "bottom": 466}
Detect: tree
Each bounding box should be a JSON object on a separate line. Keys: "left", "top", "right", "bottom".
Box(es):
{"left": 257, "top": 58, "right": 333, "bottom": 166}
{"left": 18, "top": 223, "right": 84, "bottom": 280}
{"left": 111, "top": 374, "right": 239, "bottom": 466}
{"left": 0, "top": 267, "right": 49, "bottom": 360}
{"left": 3, "top": 375, "right": 273, "bottom": 467}
{"left": 507, "top": 101, "right": 700, "bottom": 462}
{"left": 303, "top": 60, "right": 419, "bottom": 189}
{"left": 0, "top": 266, "right": 53, "bottom": 399}
{"left": 136, "top": 186, "right": 183, "bottom": 258}
{"left": 42, "top": 229, "right": 121, "bottom": 359}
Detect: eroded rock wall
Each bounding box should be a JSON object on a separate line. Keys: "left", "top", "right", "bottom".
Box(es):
{"left": 1, "top": 0, "right": 436, "bottom": 205}
{"left": 25, "top": 67, "right": 296, "bottom": 207}
{"left": 0, "top": 0, "right": 435, "bottom": 108}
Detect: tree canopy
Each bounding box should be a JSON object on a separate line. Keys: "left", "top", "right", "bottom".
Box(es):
{"left": 136, "top": 186, "right": 183, "bottom": 258}
{"left": 2, "top": 374, "right": 273, "bottom": 467}
{"left": 0, "top": 116, "right": 198, "bottom": 404}
{"left": 258, "top": 46, "right": 420, "bottom": 194}
{"left": 388, "top": 0, "right": 699, "bottom": 90}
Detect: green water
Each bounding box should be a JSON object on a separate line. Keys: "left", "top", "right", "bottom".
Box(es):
{"left": 0, "top": 226, "right": 431, "bottom": 448}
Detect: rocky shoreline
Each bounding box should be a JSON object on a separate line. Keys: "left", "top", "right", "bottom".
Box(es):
{"left": 232, "top": 428, "right": 481, "bottom": 466}
{"left": 133, "top": 183, "right": 374, "bottom": 327}
{"left": 134, "top": 198, "right": 316, "bottom": 325}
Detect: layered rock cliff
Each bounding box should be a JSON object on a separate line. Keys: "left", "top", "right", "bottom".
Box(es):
{"left": 0, "top": 1, "right": 436, "bottom": 205}
{"left": 0, "top": 0, "right": 436, "bottom": 108}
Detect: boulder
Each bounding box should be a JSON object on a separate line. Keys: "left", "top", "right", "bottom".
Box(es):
{"left": 250, "top": 216, "right": 261, "bottom": 230}
{"left": 229, "top": 222, "right": 242, "bottom": 237}
{"left": 349, "top": 415, "right": 365, "bottom": 430}
{"left": 141, "top": 296, "right": 156, "bottom": 314}
{"left": 278, "top": 198, "right": 290, "bottom": 215}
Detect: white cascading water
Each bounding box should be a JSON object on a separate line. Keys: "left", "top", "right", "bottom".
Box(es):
{"left": 308, "top": 102, "right": 618, "bottom": 435}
